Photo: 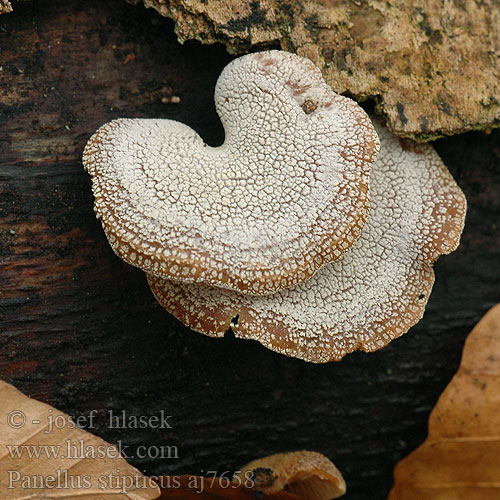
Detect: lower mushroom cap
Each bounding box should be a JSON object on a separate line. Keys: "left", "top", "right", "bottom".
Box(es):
{"left": 235, "top": 451, "right": 346, "bottom": 500}
{"left": 148, "top": 121, "right": 466, "bottom": 363}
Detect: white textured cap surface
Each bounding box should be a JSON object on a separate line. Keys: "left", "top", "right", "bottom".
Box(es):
{"left": 148, "top": 121, "right": 467, "bottom": 362}
{"left": 83, "top": 50, "right": 379, "bottom": 295}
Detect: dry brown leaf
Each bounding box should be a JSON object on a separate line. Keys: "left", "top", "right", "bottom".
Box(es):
{"left": 0, "top": 379, "right": 160, "bottom": 499}
{"left": 388, "top": 303, "right": 500, "bottom": 500}
{"left": 131, "top": 0, "right": 500, "bottom": 140}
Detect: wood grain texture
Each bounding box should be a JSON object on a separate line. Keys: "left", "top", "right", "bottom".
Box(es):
{"left": 0, "top": 2, "right": 499, "bottom": 500}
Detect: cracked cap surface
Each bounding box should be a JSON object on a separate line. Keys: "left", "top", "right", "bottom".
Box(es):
{"left": 83, "top": 50, "right": 379, "bottom": 295}
{"left": 148, "top": 121, "right": 466, "bottom": 362}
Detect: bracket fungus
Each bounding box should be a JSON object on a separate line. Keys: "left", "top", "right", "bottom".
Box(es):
{"left": 148, "top": 121, "right": 466, "bottom": 362}
{"left": 235, "top": 451, "right": 346, "bottom": 500}
{"left": 83, "top": 50, "right": 379, "bottom": 295}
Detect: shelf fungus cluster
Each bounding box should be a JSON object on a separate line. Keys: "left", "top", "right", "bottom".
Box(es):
{"left": 83, "top": 50, "right": 466, "bottom": 363}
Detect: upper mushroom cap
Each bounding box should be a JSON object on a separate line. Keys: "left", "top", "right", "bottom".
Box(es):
{"left": 83, "top": 50, "right": 379, "bottom": 295}
{"left": 148, "top": 120, "right": 467, "bottom": 362}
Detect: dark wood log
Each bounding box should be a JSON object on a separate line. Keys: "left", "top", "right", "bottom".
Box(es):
{"left": 0, "top": 1, "right": 499, "bottom": 499}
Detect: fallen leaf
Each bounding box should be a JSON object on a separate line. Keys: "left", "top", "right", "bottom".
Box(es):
{"left": 0, "top": 379, "right": 160, "bottom": 499}
{"left": 388, "top": 303, "right": 500, "bottom": 499}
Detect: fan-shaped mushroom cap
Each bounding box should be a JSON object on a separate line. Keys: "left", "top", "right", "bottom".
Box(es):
{"left": 235, "top": 451, "right": 346, "bottom": 500}
{"left": 83, "top": 50, "right": 379, "bottom": 295}
{"left": 148, "top": 121, "right": 466, "bottom": 362}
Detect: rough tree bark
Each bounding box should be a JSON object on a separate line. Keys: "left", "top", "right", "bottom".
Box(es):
{"left": 0, "top": 2, "right": 499, "bottom": 500}
{"left": 129, "top": 0, "right": 500, "bottom": 141}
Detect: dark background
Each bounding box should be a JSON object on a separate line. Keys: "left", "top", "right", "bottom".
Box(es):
{"left": 1, "top": 1, "right": 499, "bottom": 498}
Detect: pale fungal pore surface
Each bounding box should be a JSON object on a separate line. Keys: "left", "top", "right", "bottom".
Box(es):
{"left": 83, "top": 50, "right": 379, "bottom": 295}
{"left": 235, "top": 451, "right": 346, "bottom": 500}
{"left": 148, "top": 122, "right": 467, "bottom": 363}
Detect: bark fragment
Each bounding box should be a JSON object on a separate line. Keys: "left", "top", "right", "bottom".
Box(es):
{"left": 130, "top": 0, "right": 500, "bottom": 140}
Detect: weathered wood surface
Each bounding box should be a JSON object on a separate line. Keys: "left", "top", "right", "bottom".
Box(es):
{"left": 0, "top": 2, "right": 499, "bottom": 499}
